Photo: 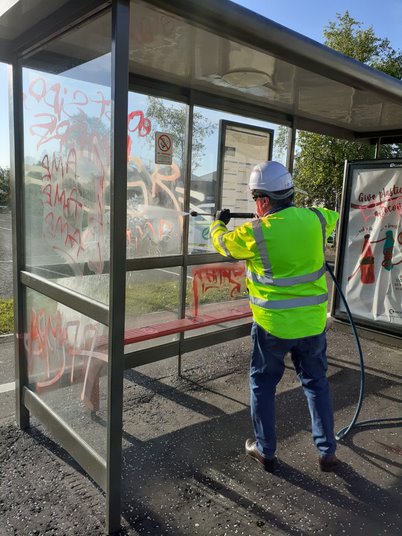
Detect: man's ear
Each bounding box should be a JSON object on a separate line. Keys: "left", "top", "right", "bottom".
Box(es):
{"left": 262, "top": 197, "right": 271, "bottom": 210}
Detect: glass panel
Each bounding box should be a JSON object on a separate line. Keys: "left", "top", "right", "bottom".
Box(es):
{"left": 126, "top": 91, "right": 186, "bottom": 258}
{"left": 22, "top": 12, "right": 112, "bottom": 304}
{"left": 19, "top": 9, "right": 112, "bottom": 460}
{"left": 189, "top": 106, "right": 290, "bottom": 253}
{"left": 184, "top": 261, "right": 250, "bottom": 337}
{"left": 25, "top": 289, "right": 108, "bottom": 458}
{"left": 124, "top": 267, "right": 182, "bottom": 353}
{"left": 189, "top": 261, "right": 248, "bottom": 314}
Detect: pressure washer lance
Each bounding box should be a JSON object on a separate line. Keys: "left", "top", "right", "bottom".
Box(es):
{"left": 190, "top": 210, "right": 255, "bottom": 219}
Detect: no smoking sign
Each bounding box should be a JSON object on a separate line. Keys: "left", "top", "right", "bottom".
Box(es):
{"left": 155, "top": 131, "right": 173, "bottom": 165}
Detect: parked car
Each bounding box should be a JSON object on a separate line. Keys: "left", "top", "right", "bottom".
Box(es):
{"left": 327, "top": 232, "right": 336, "bottom": 246}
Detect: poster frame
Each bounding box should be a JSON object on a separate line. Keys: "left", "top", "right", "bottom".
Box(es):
{"left": 331, "top": 158, "right": 402, "bottom": 339}
{"left": 216, "top": 120, "right": 274, "bottom": 212}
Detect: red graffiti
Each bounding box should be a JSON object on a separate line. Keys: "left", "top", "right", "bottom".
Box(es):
{"left": 192, "top": 263, "right": 246, "bottom": 316}
{"left": 26, "top": 77, "right": 112, "bottom": 153}
{"left": 25, "top": 309, "right": 106, "bottom": 411}
{"left": 41, "top": 150, "right": 85, "bottom": 261}
{"left": 26, "top": 75, "right": 186, "bottom": 264}
{"left": 26, "top": 309, "right": 68, "bottom": 387}
{"left": 127, "top": 110, "right": 152, "bottom": 160}
{"left": 26, "top": 77, "right": 154, "bottom": 166}
{"left": 128, "top": 110, "right": 152, "bottom": 137}
{"left": 40, "top": 144, "right": 107, "bottom": 273}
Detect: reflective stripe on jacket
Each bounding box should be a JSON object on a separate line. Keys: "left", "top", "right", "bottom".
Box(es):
{"left": 210, "top": 206, "right": 339, "bottom": 339}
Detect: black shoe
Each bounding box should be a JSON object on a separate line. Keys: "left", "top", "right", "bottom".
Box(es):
{"left": 245, "top": 439, "right": 275, "bottom": 472}
{"left": 319, "top": 454, "right": 338, "bottom": 472}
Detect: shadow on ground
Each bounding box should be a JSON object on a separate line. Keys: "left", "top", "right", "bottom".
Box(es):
{"left": 1, "top": 331, "right": 401, "bottom": 535}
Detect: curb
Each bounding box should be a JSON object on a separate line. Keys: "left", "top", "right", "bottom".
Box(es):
{"left": 0, "top": 333, "right": 13, "bottom": 342}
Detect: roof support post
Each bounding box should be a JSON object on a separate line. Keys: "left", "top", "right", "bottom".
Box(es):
{"left": 286, "top": 125, "right": 297, "bottom": 173}
{"left": 9, "top": 60, "right": 30, "bottom": 429}
{"left": 106, "top": 0, "right": 129, "bottom": 533}
{"left": 374, "top": 137, "right": 382, "bottom": 159}
{"left": 178, "top": 95, "right": 194, "bottom": 377}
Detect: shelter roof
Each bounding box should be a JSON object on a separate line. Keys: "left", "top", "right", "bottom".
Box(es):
{"left": 1, "top": 0, "right": 402, "bottom": 142}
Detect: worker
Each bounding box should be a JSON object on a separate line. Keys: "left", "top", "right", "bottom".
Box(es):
{"left": 210, "top": 161, "right": 339, "bottom": 473}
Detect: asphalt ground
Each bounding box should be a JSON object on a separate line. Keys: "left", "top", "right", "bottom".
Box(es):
{"left": 0, "top": 324, "right": 401, "bottom": 536}
{"left": 0, "top": 214, "right": 400, "bottom": 535}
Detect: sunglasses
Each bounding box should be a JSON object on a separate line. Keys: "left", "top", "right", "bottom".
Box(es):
{"left": 252, "top": 194, "right": 267, "bottom": 201}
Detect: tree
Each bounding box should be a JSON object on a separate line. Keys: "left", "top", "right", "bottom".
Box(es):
{"left": 324, "top": 12, "right": 402, "bottom": 78}
{"left": 293, "top": 12, "right": 402, "bottom": 208}
{"left": 146, "top": 97, "right": 216, "bottom": 171}
{"left": 0, "top": 167, "right": 10, "bottom": 207}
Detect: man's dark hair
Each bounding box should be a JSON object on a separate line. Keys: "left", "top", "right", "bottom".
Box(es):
{"left": 267, "top": 190, "right": 294, "bottom": 207}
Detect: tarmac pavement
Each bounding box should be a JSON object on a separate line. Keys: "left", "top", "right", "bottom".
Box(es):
{"left": 0, "top": 325, "right": 401, "bottom": 536}
{"left": 0, "top": 216, "right": 400, "bottom": 535}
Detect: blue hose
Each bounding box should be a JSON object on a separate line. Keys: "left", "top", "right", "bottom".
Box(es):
{"left": 325, "top": 261, "right": 402, "bottom": 440}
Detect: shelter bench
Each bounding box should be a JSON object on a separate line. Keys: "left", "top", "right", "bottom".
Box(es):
{"left": 123, "top": 299, "right": 252, "bottom": 345}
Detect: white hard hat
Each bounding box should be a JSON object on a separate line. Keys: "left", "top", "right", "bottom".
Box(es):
{"left": 249, "top": 161, "right": 293, "bottom": 199}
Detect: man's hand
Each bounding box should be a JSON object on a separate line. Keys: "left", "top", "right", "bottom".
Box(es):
{"left": 215, "top": 208, "right": 231, "bottom": 225}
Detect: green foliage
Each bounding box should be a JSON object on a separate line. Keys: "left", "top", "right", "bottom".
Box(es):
{"left": 0, "top": 167, "right": 10, "bottom": 206}
{"left": 294, "top": 133, "right": 375, "bottom": 209}
{"left": 126, "top": 280, "right": 180, "bottom": 315}
{"left": 293, "top": 11, "right": 402, "bottom": 208}
{"left": 324, "top": 12, "right": 402, "bottom": 77}
{"left": 0, "top": 299, "right": 14, "bottom": 335}
{"left": 146, "top": 97, "right": 216, "bottom": 170}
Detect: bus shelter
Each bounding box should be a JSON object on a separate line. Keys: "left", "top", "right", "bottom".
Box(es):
{"left": 1, "top": 0, "right": 402, "bottom": 532}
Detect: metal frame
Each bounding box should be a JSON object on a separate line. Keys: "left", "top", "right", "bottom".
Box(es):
{"left": 216, "top": 119, "right": 274, "bottom": 210}
{"left": 127, "top": 73, "right": 402, "bottom": 144}
{"left": 6, "top": 1, "right": 111, "bottom": 61}
{"left": 106, "top": 0, "right": 130, "bottom": 531}
{"left": 7, "top": 1, "right": 129, "bottom": 532}
{"left": 177, "top": 95, "right": 194, "bottom": 375}
{"left": 331, "top": 159, "right": 402, "bottom": 339}
{"left": 286, "top": 126, "right": 297, "bottom": 173}
{"left": 129, "top": 77, "right": 294, "bottom": 132}
{"left": 123, "top": 89, "right": 265, "bottom": 378}
{"left": 20, "top": 271, "right": 109, "bottom": 325}
{"left": 23, "top": 387, "right": 107, "bottom": 488}
{"left": 10, "top": 58, "right": 29, "bottom": 429}
{"left": 124, "top": 322, "right": 252, "bottom": 369}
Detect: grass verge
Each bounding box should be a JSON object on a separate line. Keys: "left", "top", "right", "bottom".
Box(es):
{"left": 0, "top": 298, "right": 13, "bottom": 335}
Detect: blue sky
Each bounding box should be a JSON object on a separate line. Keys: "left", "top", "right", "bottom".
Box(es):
{"left": 1, "top": 0, "right": 402, "bottom": 167}
{"left": 232, "top": 0, "right": 402, "bottom": 47}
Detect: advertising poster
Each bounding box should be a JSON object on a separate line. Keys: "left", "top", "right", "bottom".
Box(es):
{"left": 335, "top": 160, "right": 402, "bottom": 335}
{"left": 220, "top": 121, "right": 273, "bottom": 226}
{"left": 188, "top": 121, "right": 273, "bottom": 253}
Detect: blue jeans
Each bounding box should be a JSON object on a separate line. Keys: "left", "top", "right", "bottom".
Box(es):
{"left": 250, "top": 322, "right": 336, "bottom": 459}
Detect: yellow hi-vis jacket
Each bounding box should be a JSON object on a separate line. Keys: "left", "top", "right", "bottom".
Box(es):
{"left": 210, "top": 206, "right": 339, "bottom": 339}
